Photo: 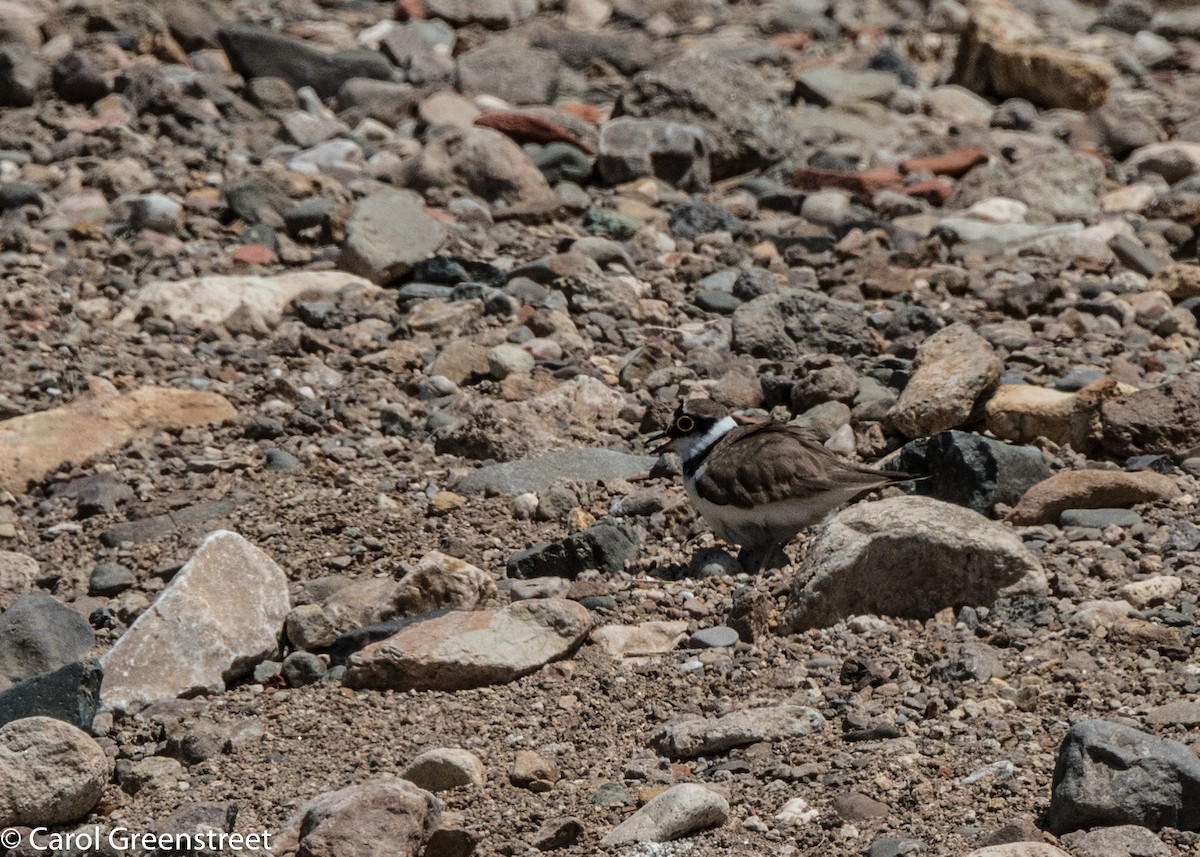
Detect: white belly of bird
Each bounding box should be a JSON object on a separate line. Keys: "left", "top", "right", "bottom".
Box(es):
{"left": 685, "top": 478, "right": 867, "bottom": 548}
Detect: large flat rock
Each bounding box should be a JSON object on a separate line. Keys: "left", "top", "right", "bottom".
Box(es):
{"left": 459, "top": 448, "right": 655, "bottom": 495}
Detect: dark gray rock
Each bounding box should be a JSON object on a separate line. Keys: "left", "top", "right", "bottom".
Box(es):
{"left": 281, "top": 651, "right": 325, "bottom": 687}
{"left": 218, "top": 24, "right": 392, "bottom": 100}
{"left": 89, "top": 563, "right": 135, "bottom": 597}
{"left": 456, "top": 42, "right": 559, "bottom": 106}
{"left": 528, "top": 142, "right": 595, "bottom": 185}
{"left": 732, "top": 290, "right": 871, "bottom": 360}
{"left": 597, "top": 118, "right": 710, "bottom": 192}
{"left": 507, "top": 521, "right": 639, "bottom": 579}
{"left": 0, "top": 661, "right": 102, "bottom": 731}
{"left": 1047, "top": 719, "right": 1200, "bottom": 834}
{"left": 0, "top": 183, "right": 42, "bottom": 210}
{"left": 459, "top": 449, "right": 655, "bottom": 495}
{"left": 668, "top": 199, "right": 744, "bottom": 240}
{"left": 688, "top": 626, "right": 739, "bottom": 648}
{"left": 51, "top": 52, "right": 110, "bottom": 105}
{"left": 0, "top": 595, "right": 95, "bottom": 680}
{"left": 616, "top": 55, "right": 800, "bottom": 179}
{"left": 1109, "top": 233, "right": 1162, "bottom": 277}
{"left": 896, "top": 430, "right": 1052, "bottom": 515}
{"left": 0, "top": 45, "right": 47, "bottom": 107}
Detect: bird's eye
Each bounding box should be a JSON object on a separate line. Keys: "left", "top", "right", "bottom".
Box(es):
{"left": 675, "top": 415, "right": 695, "bottom": 433}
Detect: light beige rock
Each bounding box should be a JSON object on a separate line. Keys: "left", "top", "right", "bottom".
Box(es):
{"left": 784, "top": 496, "right": 1046, "bottom": 631}
{"left": 1007, "top": 470, "right": 1181, "bottom": 525}
{"left": 951, "top": 0, "right": 1115, "bottom": 111}
{"left": 0, "top": 551, "right": 36, "bottom": 609}
{"left": 984, "top": 381, "right": 1127, "bottom": 452}
{"left": 323, "top": 576, "right": 404, "bottom": 632}
{"left": 99, "top": 531, "right": 290, "bottom": 712}
{"left": 0, "top": 378, "right": 236, "bottom": 493}
{"left": 591, "top": 621, "right": 688, "bottom": 659}
{"left": 344, "top": 598, "right": 591, "bottom": 690}
{"left": 114, "top": 270, "right": 376, "bottom": 330}
{"left": 890, "top": 323, "right": 1000, "bottom": 438}
{"left": 649, "top": 705, "right": 826, "bottom": 759}
{"left": 0, "top": 717, "right": 108, "bottom": 826}
{"left": 1120, "top": 576, "right": 1182, "bottom": 609}
{"left": 401, "top": 748, "right": 485, "bottom": 792}
{"left": 601, "top": 783, "right": 729, "bottom": 845}
{"left": 428, "top": 341, "right": 491, "bottom": 385}
{"left": 966, "top": 845, "right": 1071, "bottom": 857}
{"left": 396, "top": 551, "right": 495, "bottom": 615}
{"left": 282, "top": 779, "right": 441, "bottom": 857}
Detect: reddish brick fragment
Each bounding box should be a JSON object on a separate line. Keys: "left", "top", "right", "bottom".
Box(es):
{"left": 793, "top": 166, "right": 902, "bottom": 196}
{"left": 394, "top": 0, "right": 427, "bottom": 20}
{"left": 231, "top": 244, "right": 277, "bottom": 265}
{"left": 902, "top": 179, "right": 952, "bottom": 206}
{"left": 474, "top": 113, "right": 595, "bottom": 155}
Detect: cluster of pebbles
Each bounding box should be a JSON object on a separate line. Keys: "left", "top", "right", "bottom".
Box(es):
{"left": 2, "top": 0, "right": 1200, "bottom": 854}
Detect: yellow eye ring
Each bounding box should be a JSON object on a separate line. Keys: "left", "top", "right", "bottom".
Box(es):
{"left": 675, "top": 415, "right": 695, "bottom": 432}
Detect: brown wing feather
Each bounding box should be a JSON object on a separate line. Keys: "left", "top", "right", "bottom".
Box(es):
{"left": 695, "top": 423, "right": 904, "bottom": 508}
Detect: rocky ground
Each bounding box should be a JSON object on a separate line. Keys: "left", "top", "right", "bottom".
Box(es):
{"left": 2, "top": 0, "right": 1200, "bottom": 854}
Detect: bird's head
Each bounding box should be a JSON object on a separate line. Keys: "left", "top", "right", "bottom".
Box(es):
{"left": 647, "top": 398, "right": 732, "bottom": 455}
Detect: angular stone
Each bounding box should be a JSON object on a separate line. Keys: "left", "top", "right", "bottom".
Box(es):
{"left": 403, "top": 125, "right": 554, "bottom": 205}
{"left": 1007, "top": 469, "right": 1180, "bottom": 525}
{"left": 402, "top": 748, "right": 485, "bottom": 792}
{"left": 783, "top": 496, "right": 1046, "bottom": 631}
{"left": 896, "top": 431, "right": 1051, "bottom": 515}
{"left": 218, "top": 25, "right": 392, "bottom": 99}
{"left": 600, "top": 783, "right": 729, "bottom": 845}
{"left": 507, "top": 521, "right": 639, "bottom": 579}
{"left": 984, "top": 383, "right": 1112, "bottom": 452}
{"left": 1102, "top": 376, "right": 1200, "bottom": 458}
{"left": 343, "top": 599, "right": 592, "bottom": 691}
{"left": 0, "top": 595, "right": 94, "bottom": 681}
{"left": 794, "top": 67, "right": 899, "bottom": 108}
{"left": 1145, "top": 700, "right": 1200, "bottom": 728}
{"left": 115, "top": 270, "right": 376, "bottom": 330}
{"left": 597, "top": 118, "right": 710, "bottom": 192}
{"left": 649, "top": 705, "right": 825, "bottom": 759}
{"left": 951, "top": 0, "right": 1115, "bottom": 111}
{"left": 590, "top": 621, "right": 688, "bottom": 659}
{"left": 283, "top": 779, "right": 441, "bottom": 857}
{"left": 99, "top": 531, "right": 290, "bottom": 712}
{"left": 1047, "top": 719, "right": 1200, "bottom": 834}
{"left": 616, "top": 55, "right": 800, "bottom": 179}
{"left": 0, "top": 661, "right": 102, "bottom": 731}
{"left": 0, "top": 45, "right": 47, "bottom": 108}
{"left": 732, "top": 290, "right": 870, "bottom": 360}
{"left": 1128, "top": 142, "right": 1200, "bottom": 184}
{"left": 890, "top": 324, "right": 1001, "bottom": 438}
{"left": 340, "top": 190, "right": 448, "bottom": 285}
{"left": 0, "top": 717, "right": 107, "bottom": 826}
{"left": 395, "top": 551, "right": 495, "bottom": 615}
{"left": 0, "top": 379, "right": 236, "bottom": 493}
{"left": 457, "top": 42, "right": 559, "bottom": 106}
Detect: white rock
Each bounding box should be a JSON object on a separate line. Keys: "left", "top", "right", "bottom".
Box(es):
{"left": 965, "top": 197, "right": 1028, "bottom": 224}
{"left": 99, "top": 531, "right": 291, "bottom": 712}
{"left": 591, "top": 621, "right": 688, "bottom": 658}
{"left": 1119, "top": 576, "right": 1182, "bottom": 609}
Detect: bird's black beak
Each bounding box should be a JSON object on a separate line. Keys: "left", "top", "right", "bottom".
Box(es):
{"left": 647, "top": 431, "right": 674, "bottom": 455}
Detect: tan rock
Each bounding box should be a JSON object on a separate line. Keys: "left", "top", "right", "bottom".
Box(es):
{"left": 0, "top": 552, "right": 36, "bottom": 609}
{"left": 344, "top": 598, "right": 591, "bottom": 691}
{"left": 114, "top": 270, "right": 377, "bottom": 329}
{"left": 590, "top": 621, "right": 689, "bottom": 659}
{"left": 99, "top": 531, "right": 290, "bottom": 712}
{"left": 402, "top": 748, "right": 485, "bottom": 792}
{"left": 1149, "top": 263, "right": 1200, "bottom": 300}
{"left": 951, "top": 0, "right": 1115, "bottom": 111}
{"left": 283, "top": 779, "right": 441, "bottom": 857}
{"left": 890, "top": 323, "right": 1000, "bottom": 438}
{"left": 428, "top": 341, "right": 491, "bottom": 385}
{"left": 395, "top": 551, "right": 495, "bottom": 615}
{"left": 0, "top": 378, "right": 236, "bottom": 493}
{"left": 0, "top": 717, "right": 108, "bottom": 827}
{"left": 966, "top": 845, "right": 1071, "bottom": 857}
{"left": 510, "top": 749, "right": 560, "bottom": 789}
{"left": 1007, "top": 469, "right": 1181, "bottom": 525}
{"left": 984, "top": 380, "right": 1128, "bottom": 452}
{"left": 1120, "top": 576, "right": 1182, "bottom": 609}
